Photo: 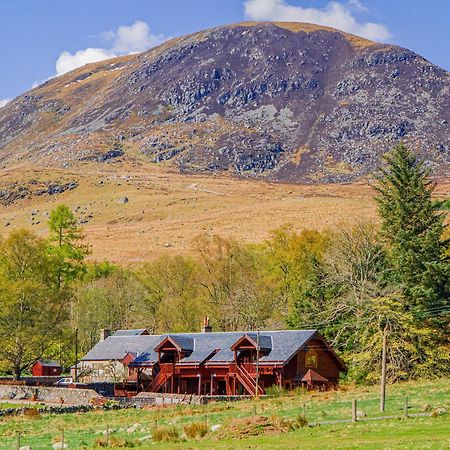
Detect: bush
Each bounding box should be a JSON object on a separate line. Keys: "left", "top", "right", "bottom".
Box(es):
{"left": 295, "top": 413, "right": 308, "bottom": 428}
{"left": 184, "top": 421, "right": 208, "bottom": 439}
{"left": 94, "top": 436, "right": 139, "bottom": 447}
{"left": 152, "top": 426, "right": 180, "bottom": 442}
{"left": 23, "top": 408, "right": 40, "bottom": 419}
{"left": 265, "top": 385, "right": 287, "bottom": 397}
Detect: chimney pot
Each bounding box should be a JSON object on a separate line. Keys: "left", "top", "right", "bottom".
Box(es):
{"left": 100, "top": 329, "right": 111, "bottom": 341}
{"left": 201, "top": 316, "right": 212, "bottom": 333}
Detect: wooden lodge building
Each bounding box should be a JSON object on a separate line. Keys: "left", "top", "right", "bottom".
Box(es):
{"left": 80, "top": 320, "right": 346, "bottom": 397}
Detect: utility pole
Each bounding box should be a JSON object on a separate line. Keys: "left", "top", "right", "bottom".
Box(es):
{"left": 74, "top": 328, "right": 79, "bottom": 382}
{"left": 255, "top": 330, "right": 260, "bottom": 397}
{"left": 380, "top": 326, "right": 387, "bottom": 412}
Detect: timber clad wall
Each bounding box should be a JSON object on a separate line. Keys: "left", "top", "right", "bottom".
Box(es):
{"left": 81, "top": 327, "right": 346, "bottom": 396}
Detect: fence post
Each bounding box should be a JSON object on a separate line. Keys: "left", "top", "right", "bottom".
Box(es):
{"left": 352, "top": 399, "right": 357, "bottom": 422}
{"left": 404, "top": 397, "right": 408, "bottom": 418}
{"left": 106, "top": 423, "right": 109, "bottom": 446}
{"left": 61, "top": 428, "right": 65, "bottom": 448}
{"left": 16, "top": 431, "right": 21, "bottom": 450}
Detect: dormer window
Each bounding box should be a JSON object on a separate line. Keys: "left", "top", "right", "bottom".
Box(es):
{"left": 305, "top": 349, "right": 318, "bottom": 368}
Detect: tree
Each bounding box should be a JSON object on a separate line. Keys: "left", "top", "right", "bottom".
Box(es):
{"left": 261, "top": 227, "right": 331, "bottom": 329}
{"left": 373, "top": 143, "right": 449, "bottom": 318}
{"left": 0, "top": 230, "right": 65, "bottom": 379}
{"left": 139, "top": 256, "right": 204, "bottom": 333}
{"left": 72, "top": 269, "right": 148, "bottom": 352}
{"left": 195, "top": 235, "right": 278, "bottom": 331}
{"left": 48, "top": 204, "right": 89, "bottom": 289}
{"left": 351, "top": 293, "right": 450, "bottom": 382}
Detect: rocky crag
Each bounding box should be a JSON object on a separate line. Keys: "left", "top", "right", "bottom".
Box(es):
{"left": 0, "top": 22, "right": 449, "bottom": 182}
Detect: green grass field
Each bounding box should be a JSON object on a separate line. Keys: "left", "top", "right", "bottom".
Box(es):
{"left": 0, "top": 379, "right": 448, "bottom": 449}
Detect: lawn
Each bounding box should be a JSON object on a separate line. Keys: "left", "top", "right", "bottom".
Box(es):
{"left": 0, "top": 378, "right": 448, "bottom": 449}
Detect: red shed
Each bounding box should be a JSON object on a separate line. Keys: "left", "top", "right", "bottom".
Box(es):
{"left": 32, "top": 360, "right": 63, "bottom": 377}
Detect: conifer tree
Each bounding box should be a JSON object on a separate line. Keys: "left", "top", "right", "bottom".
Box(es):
{"left": 48, "top": 204, "right": 89, "bottom": 289}
{"left": 373, "top": 143, "right": 449, "bottom": 318}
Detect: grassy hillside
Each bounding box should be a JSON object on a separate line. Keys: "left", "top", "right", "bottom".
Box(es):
{"left": 1, "top": 161, "right": 448, "bottom": 264}
{"left": 0, "top": 162, "right": 383, "bottom": 263}
{"left": 0, "top": 379, "right": 448, "bottom": 449}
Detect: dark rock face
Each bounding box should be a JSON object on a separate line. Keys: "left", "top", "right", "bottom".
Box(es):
{"left": 0, "top": 181, "right": 78, "bottom": 205}
{"left": 0, "top": 22, "right": 449, "bottom": 182}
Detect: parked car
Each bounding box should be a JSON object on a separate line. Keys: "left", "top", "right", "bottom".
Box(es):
{"left": 54, "top": 377, "right": 73, "bottom": 386}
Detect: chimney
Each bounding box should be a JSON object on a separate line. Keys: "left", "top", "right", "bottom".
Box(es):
{"left": 201, "top": 317, "right": 212, "bottom": 333}
{"left": 100, "top": 329, "right": 111, "bottom": 341}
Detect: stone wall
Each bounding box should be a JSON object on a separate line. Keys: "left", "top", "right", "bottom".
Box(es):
{"left": 134, "top": 392, "right": 254, "bottom": 405}
{"left": 0, "top": 376, "right": 61, "bottom": 386}
{"left": 0, "top": 384, "right": 102, "bottom": 405}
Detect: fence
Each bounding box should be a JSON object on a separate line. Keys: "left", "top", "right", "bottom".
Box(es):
{"left": 0, "top": 394, "right": 445, "bottom": 449}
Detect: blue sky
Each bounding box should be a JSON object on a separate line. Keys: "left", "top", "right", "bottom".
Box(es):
{"left": 0, "top": 0, "right": 449, "bottom": 104}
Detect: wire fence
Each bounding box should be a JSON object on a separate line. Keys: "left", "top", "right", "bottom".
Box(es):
{"left": 0, "top": 394, "right": 446, "bottom": 449}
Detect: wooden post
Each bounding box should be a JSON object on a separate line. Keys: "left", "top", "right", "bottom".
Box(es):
{"left": 74, "top": 328, "right": 79, "bottom": 382}
{"left": 61, "top": 429, "right": 65, "bottom": 448}
{"left": 106, "top": 424, "right": 109, "bottom": 446}
{"left": 380, "top": 327, "right": 387, "bottom": 412}
{"left": 255, "top": 330, "right": 260, "bottom": 397}
{"left": 404, "top": 397, "right": 408, "bottom": 417}
{"left": 352, "top": 399, "right": 357, "bottom": 422}
{"left": 210, "top": 373, "right": 213, "bottom": 396}
{"left": 16, "top": 432, "right": 21, "bottom": 450}
{"left": 198, "top": 374, "right": 202, "bottom": 395}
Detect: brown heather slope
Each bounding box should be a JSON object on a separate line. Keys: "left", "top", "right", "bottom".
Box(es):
{"left": 0, "top": 160, "right": 448, "bottom": 263}
{"left": 0, "top": 162, "right": 380, "bottom": 263}
{"left": 0, "top": 22, "right": 449, "bottom": 183}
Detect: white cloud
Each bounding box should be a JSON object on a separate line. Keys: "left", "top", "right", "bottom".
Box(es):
{"left": 56, "top": 48, "right": 114, "bottom": 76}
{"left": 244, "top": 0, "right": 391, "bottom": 42}
{"left": 0, "top": 99, "right": 11, "bottom": 108}
{"left": 110, "top": 20, "right": 166, "bottom": 54}
{"left": 55, "top": 21, "right": 167, "bottom": 76}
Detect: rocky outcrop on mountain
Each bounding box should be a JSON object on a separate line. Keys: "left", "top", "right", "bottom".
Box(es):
{"left": 0, "top": 22, "right": 448, "bottom": 182}
{"left": 0, "top": 180, "right": 78, "bottom": 205}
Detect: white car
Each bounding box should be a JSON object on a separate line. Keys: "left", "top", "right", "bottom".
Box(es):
{"left": 54, "top": 377, "right": 73, "bottom": 386}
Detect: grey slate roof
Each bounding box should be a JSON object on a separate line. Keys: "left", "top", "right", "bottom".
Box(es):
{"left": 113, "top": 329, "right": 149, "bottom": 336}
{"left": 82, "top": 335, "right": 161, "bottom": 361}
{"left": 240, "top": 333, "right": 272, "bottom": 351}
{"left": 166, "top": 335, "right": 194, "bottom": 351}
{"left": 82, "top": 330, "right": 318, "bottom": 366}
{"left": 37, "top": 359, "right": 61, "bottom": 367}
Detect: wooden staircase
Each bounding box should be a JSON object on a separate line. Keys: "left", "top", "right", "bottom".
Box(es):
{"left": 235, "top": 364, "right": 264, "bottom": 396}
{"left": 149, "top": 364, "right": 174, "bottom": 392}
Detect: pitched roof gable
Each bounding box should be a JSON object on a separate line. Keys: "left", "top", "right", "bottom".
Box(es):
{"left": 83, "top": 330, "right": 320, "bottom": 367}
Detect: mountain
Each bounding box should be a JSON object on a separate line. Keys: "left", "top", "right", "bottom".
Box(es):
{"left": 0, "top": 22, "right": 449, "bottom": 183}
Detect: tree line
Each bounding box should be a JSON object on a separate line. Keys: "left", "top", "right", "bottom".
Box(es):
{"left": 0, "top": 144, "right": 448, "bottom": 382}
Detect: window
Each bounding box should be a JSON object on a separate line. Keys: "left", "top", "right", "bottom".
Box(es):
{"left": 305, "top": 349, "right": 318, "bottom": 368}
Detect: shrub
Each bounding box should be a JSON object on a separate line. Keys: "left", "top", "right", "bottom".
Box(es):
{"left": 265, "top": 385, "right": 287, "bottom": 398}
{"left": 152, "top": 425, "right": 180, "bottom": 442}
{"left": 23, "top": 408, "right": 40, "bottom": 419}
{"left": 94, "top": 436, "right": 139, "bottom": 447}
{"left": 295, "top": 413, "right": 308, "bottom": 428}
{"left": 184, "top": 421, "right": 208, "bottom": 439}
